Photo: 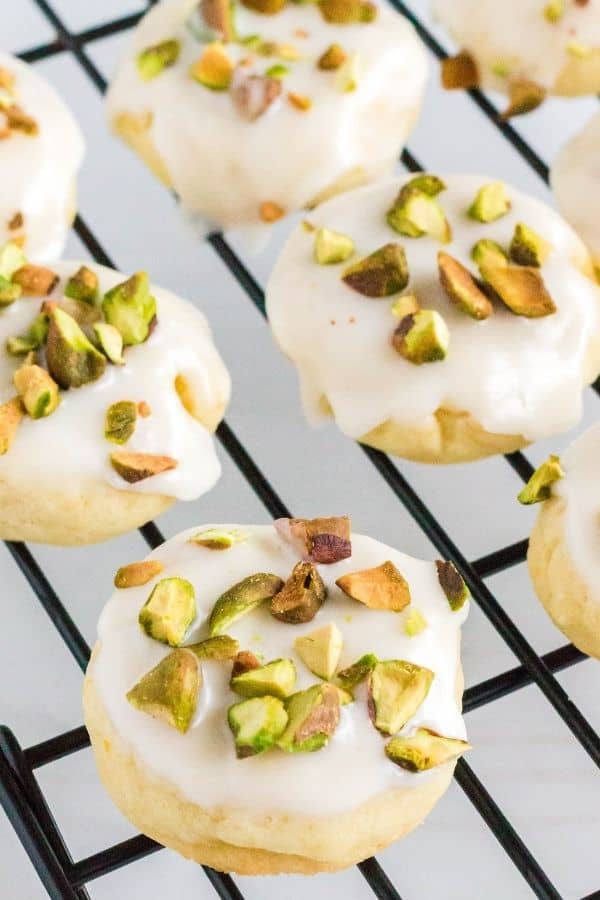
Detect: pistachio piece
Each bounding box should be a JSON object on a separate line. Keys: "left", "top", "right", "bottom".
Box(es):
{"left": 336, "top": 560, "right": 411, "bottom": 611}
{"left": 392, "top": 310, "right": 450, "bottom": 365}
{"left": 0, "top": 241, "right": 26, "bottom": 279}
{"left": 209, "top": 573, "right": 284, "bottom": 635}
{"left": 228, "top": 696, "right": 288, "bottom": 757}
{"left": 468, "top": 181, "right": 510, "bottom": 223}
{"left": 189, "top": 527, "right": 249, "bottom": 550}
{"left": 0, "top": 397, "right": 23, "bottom": 455}
{"left": 240, "top": 0, "right": 286, "bottom": 12}
{"left": 0, "top": 276, "right": 21, "bottom": 306}
{"left": 403, "top": 608, "right": 428, "bottom": 637}
{"left": 501, "top": 79, "right": 546, "bottom": 119}
{"left": 436, "top": 560, "right": 469, "bottom": 611}
{"left": 127, "top": 648, "right": 200, "bottom": 733}
{"left": 13, "top": 365, "right": 60, "bottom": 419}
{"left": 438, "top": 251, "right": 493, "bottom": 320}
{"left": 566, "top": 40, "right": 593, "bottom": 58}
{"left": 231, "top": 657, "right": 297, "bottom": 699}
{"left": 6, "top": 333, "right": 39, "bottom": 356}
{"left": 137, "top": 39, "right": 181, "bottom": 81}
{"left": 274, "top": 515, "right": 351, "bottom": 564}
{"left": 265, "top": 64, "right": 289, "bottom": 79}
{"left": 294, "top": 623, "right": 343, "bottom": 680}
{"left": 93, "top": 322, "right": 124, "bottom": 365}
{"left": 110, "top": 451, "right": 178, "bottom": 483}
{"left": 509, "top": 223, "right": 551, "bottom": 267}
{"left": 190, "top": 42, "right": 234, "bottom": 89}
{"left": 114, "top": 559, "right": 165, "bottom": 589}
{"left": 187, "top": 634, "right": 239, "bottom": 661}
{"left": 102, "top": 272, "right": 157, "bottom": 346}
{"left": 387, "top": 187, "right": 451, "bottom": 243}
{"left": 12, "top": 264, "right": 58, "bottom": 296}
{"left": 319, "top": 0, "right": 377, "bottom": 24}
{"left": 42, "top": 296, "right": 101, "bottom": 331}
{"left": 517, "top": 454, "right": 564, "bottom": 504}
{"left": 470, "top": 239, "right": 508, "bottom": 268}
{"left": 5, "top": 104, "right": 38, "bottom": 136}
{"left": 335, "top": 52, "right": 360, "bottom": 93}
{"left": 478, "top": 261, "right": 556, "bottom": 317}
{"left": 288, "top": 91, "right": 312, "bottom": 111}
{"left": 368, "top": 659, "right": 434, "bottom": 735}
{"left": 139, "top": 577, "right": 196, "bottom": 646}
{"left": 441, "top": 51, "right": 479, "bottom": 89}
{"left": 45, "top": 308, "right": 106, "bottom": 388}
{"left": 231, "top": 67, "right": 282, "bottom": 120}
{"left": 333, "top": 684, "right": 354, "bottom": 705}
{"left": 335, "top": 652, "right": 378, "bottom": 691}
{"left": 231, "top": 649, "right": 261, "bottom": 677}
{"left": 278, "top": 683, "right": 340, "bottom": 752}
{"left": 314, "top": 228, "right": 355, "bottom": 265}
{"left": 342, "top": 243, "right": 408, "bottom": 298}
{"left": 270, "top": 561, "right": 327, "bottom": 624}
{"left": 105, "top": 400, "right": 137, "bottom": 445}
{"left": 65, "top": 266, "right": 98, "bottom": 305}
{"left": 391, "top": 294, "right": 420, "bottom": 318}
{"left": 543, "top": 0, "right": 564, "bottom": 22}
{"left": 200, "top": 0, "right": 235, "bottom": 41}
{"left": 317, "top": 43, "right": 347, "bottom": 70}
{"left": 386, "top": 727, "right": 471, "bottom": 771}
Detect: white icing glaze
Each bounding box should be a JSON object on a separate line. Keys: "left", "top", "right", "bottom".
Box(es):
{"left": 432, "top": 0, "right": 600, "bottom": 91}
{"left": 106, "top": 0, "right": 427, "bottom": 229}
{"left": 90, "top": 524, "right": 468, "bottom": 816}
{"left": 0, "top": 53, "right": 84, "bottom": 261}
{"left": 0, "top": 261, "right": 230, "bottom": 500}
{"left": 266, "top": 174, "right": 600, "bottom": 442}
{"left": 552, "top": 111, "right": 600, "bottom": 266}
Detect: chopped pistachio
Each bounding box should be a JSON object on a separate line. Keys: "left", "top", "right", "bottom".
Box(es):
{"left": 335, "top": 52, "right": 360, "bottom": 92}
{"left": 319, "top": 0, "right": 377, "bottom": 24}
{"left": 0, "top": 397, "right": 23, "bottom": 455}
{"left": 65, "top": 265, "right": 98, "bottom": 305}
{"left": 438, "top": 251, "right": 493, "bottom": 320}
{"left": 93, "top": 322, "right": 124, "bottom": 365}
{"left": 137, "top": 39, "right": 181, "bottom": 81}
{"left": 42, "top": 296, "right": 101, "bottom": 330}
{"left": 114, "top": 559, "right": 165, "bottom": 589}
{"left": 231, "top": 649, "right": 261, "bottom": 677}
{"left": 6, "top": 336, "right": 36, "bottom": 356}
{"left": 265, "top": 63, "right": 289, "bottom": 78}
{"left": 392, "top": 310, "right": 450, "bottom": 365}
{"left": 314, "top": 228, "right": 354, "bottom": 265}
{"left": 5, "top": 105, "right": 38, "bottom": 135}
{"left": 209, "top": 572, "right": 284, "bottom": 635}
{"left": 200, "top": 0, "right": 235, "bottom": 41}
{"left": 105, "top": 400, "right": 137, "bottom": 445}
{"left": 187, "top": 634, "right": 239, "bottom": 661}
{"left": 231, "top": 67, "right": 283, "bottom": 120}
{"left": 336, "top": 560, "right": 411, "bottom": 611}
{"left": 468, "top": 181, "right": 510, "bottom": 223}
{"left": 190, "top": 42, "right": 234, "bottom": 89}
{"left": 342, "top": 243, "right": 409, "bottom": 298}
{"left": 259, "top": 200, "right": 285, "bottom": 222}
{"left": 0, "top": 241, "right": 26, "bottom": 279}
{"left": 110, "top": 451, "right": 178, "bottom": 483}
{"left": 368, "top": 659, "right": 434, "bottom": 735}
{"left": 139, "top": 577, "right": 196, "bottom": 646}
{"left": 403, "top": 608, "right": 428, "bottom": 637}
{"left": 13, "top": 365, "right": 59, "bottom": 419}
{"left": 386, "top": 727, "right": 471, "bottom": 771}
{"left": 387, "top": 187, "right": 451, "bottom": 243}
{"left": 543, "top": 0, "right": 564, "bottom": 22}
{"left": 436, "top": 560, "right": 469, "bottom": 611}
{"left": 295, "top": 623, "right": 343, "bottom": 680}
{"left": 189, "top": 527, "right": 249, "bottom": 550}
{"left": 12, "top": 264, "right": 58, "bottom": 296}
{"left": 318, "top": 43, "right": 347, "bottom": 70}
{"left": 0, "top": 276, "right": 21, "bottom": 306}
{"left": 274, "top": 515, "right": 352, "bottom": 564}
{"left": 288, "top": 91, "right": 312, "bottom": 111}
{"left": 470, "top": 239, "right": 508, "bottom": 268}
{"left": 228, "top": 695, "right": 288, "bottom": 757}
{"left": 0, "top": 68, "right": 15, "bottom": 91}
{"left": 509, "top": 223, "right": 551, "bottom": 267}
{"left": 501, "top": 78, "right": 546, "bottom": 119}
{"left": 102, "top": 272, "right": 157, "bottom": 346}
{"left": 6, "top": 309, "right": 49, "bottom": 354}
{"left": 517, "top": 454, "right": 564, "bottom": 504}
{"left": 335, "top": 652, "right": 378, "bottom": 692}
{"left": 441, "top": 51, "right": 479, "bottom": 89}
{"left": 271, "top": 561, "right": 327, "bottom": 624}
{"left": 478, "top": 261, "right": 556, "bottom": 317}
{"left": 231, "top": 657, "right": 297, "bottom": 699}
{"left": 127, "top": 648, "right": 200, "bottom": 733}
{"left": 566, "top": 40, "right": 592, "bottom": 58}
{"left": 391, "top": 294, "right": 420, "bottom": 318}
{"left": 278, "top": 683, "right": 340, "bottom": 752}
{"left": 240, "top": 0, "right": 286, "bottom": 12}
{"left": 46, "top": 308, "right": 106, "bottom": 388}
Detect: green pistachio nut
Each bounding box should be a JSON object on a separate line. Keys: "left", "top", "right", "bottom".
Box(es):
{"left": 368, "top": 659, "right": 434, "bottom": 735}
{"left": 102, "top": 271, "right": 157, "bottom": 346}
{"left": 13, "top": 364, "right": 60, "bottom": 419}
{"left": 227, "top": 695, "right": 288, "bottom": 757}
{"left": 392, "top": 309, "right": 450, "bottom": 365}
{"left": 230, "top": 657, "right": 297, "bottom": 699}
{"left": 45, "top": 307, "right": 107, "bottom": 388}
{"left": 277, "top": 683, "right": 340, "bottom": 752}
{"left": 467, "top": 181, "right": 511, "bottom": 222}
{"left": 270, "top": 561, "right": 327, "bottom": 624}
{"left": 294, "top": 622, "right": 343, "bottom": 680}
{"left": 314, "top": 228, "right": 355, "bottom": 264}
{"left": 517, "top": 454, "right": 564, "bottom": 504}
{"left": 209, "top": 572, "right": 284, "bottom": 636}
{"left": 137, "top": 39, "right": 181, "bottom": 81}
{"left": 435, "top": 559, "right": 469, "bottom": 611}
{"left": 385, "top": 727, "right": 471, "bottom": 771}
{"left": 509, "top": 222, "right": 551, "bottom": 267}
{"left": 139, "top": 577, "right": 196, "bottom": 646}
{"left": 438, "top": 251, "right": 493, "bottom": 320}
{"left": 105, "top": 400, "right": 137, "bottom": 445}
{"left": 342, "top": 243, "right": 409, "bottom": 298}
{"left": 187, "top": 634, "right": 240, "bottom": 661}
{"left": 126, "top": 648, "right": 200, "bottom": 733}
{"left": 65, "top": 265, "right": 99, "bottom": 305}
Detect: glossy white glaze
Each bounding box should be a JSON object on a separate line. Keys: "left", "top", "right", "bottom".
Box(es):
{"left": 90, "top": 524, "right": 468, "bottom": 816}
{"left": 0, "top": 261, "right": 230, "bottom": 500}
{"left": 106, "top": 0, "right": 427, "bottom": 229}
{"left": 0, "top": 53, "right": 84, "bottom": 260}
{"left": 266, "top": 174, "right": 600, "bottom": 442}
{"left": 552, "top": 111, "right": 600, "bottom": 266}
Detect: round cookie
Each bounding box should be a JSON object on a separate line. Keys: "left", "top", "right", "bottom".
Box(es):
{"left": 106, "top": 0, "right": 427, "bottom": 230}
{"left": 0, "top": 53, "right": 84, "bottom": 260}
{"left": 524, "top": 425, "right": 600, "bottom": 659}
{"left": 0, "top": 255, "right": 230, "bottom": 544}
{"left": 432, "top": 0, "right": 600, "bottom": 107}
{"left": 266, "top": 173, "right": 600, "bottom": 464}
{"left": 84, "top": 518, "right": 470, "bottom": 874}
{"left": 552, "top": 112, "right": 600, "bottom": 277}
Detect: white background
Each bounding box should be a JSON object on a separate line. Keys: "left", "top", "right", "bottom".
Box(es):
{"left": 1, "top": 1, "right": 599, "bottom": 898}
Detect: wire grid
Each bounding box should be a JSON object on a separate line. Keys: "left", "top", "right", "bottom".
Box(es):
{"left": 1, "top": 2, "right": 599, "bottom": 899}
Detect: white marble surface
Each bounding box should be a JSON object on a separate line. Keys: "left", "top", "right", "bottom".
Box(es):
{"left": 1, "top": 1, "right": 599, "bottom": 898}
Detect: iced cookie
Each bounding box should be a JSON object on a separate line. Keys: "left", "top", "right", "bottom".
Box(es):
{"left": 266, "top": 173, "right": 600, "bottom": 463}
{"left": 552, "top": 111, "right": 600, "bottom": 278}
{"left": 106, "top": 0, "right": 427, "bottom": 230}
{"left": 0, "top": 53, "right": 84, "bottom": 260}
{"left": 84, "top": 517, "right": 470, "bottom": 874}
{"left": 432, "top": 0, "right": 600, "bottom": 115}
{"left": 522, "top": 425, "right": 600, "bottom": 659}
{"left": 0, "top": 250, "right": 230, "bottom": 544}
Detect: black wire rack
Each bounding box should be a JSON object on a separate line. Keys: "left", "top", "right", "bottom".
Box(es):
{"left": 2, "top": 2, "right": 599, "bottom": 899}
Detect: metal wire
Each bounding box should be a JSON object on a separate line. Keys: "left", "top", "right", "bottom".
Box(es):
{"left": 1, "top": 2, "right": 598, "bottom": 899}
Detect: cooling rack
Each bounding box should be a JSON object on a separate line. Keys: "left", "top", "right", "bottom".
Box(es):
{"left": 2, "top": 1, "right": 600, "bottom": 898}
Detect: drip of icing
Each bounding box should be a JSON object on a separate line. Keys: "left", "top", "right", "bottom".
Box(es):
{"left": 106, "top": 0, "right": 427, "bottom": 229}
{"left": 0, "top": 261, "right": 230, "bottom": 500}
{"left": 0, "top": 53, "right": 84, "bottom": 261}
{"left": 552, "top": 111, "right": 600, "bottom": 266}
{"left": 91, "top": 524, "right": 468, "bottom": 816}
{"left": 266, "top": 174, "right": 600, "bottom": 442}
